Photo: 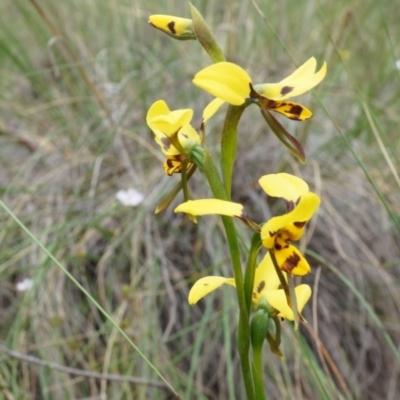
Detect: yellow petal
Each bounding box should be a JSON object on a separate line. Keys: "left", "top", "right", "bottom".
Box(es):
{"left": 261, "top": 192, "right": 321, "bottom": 248}
{"left": 193, "top": 62, "right": 252, "bottom": 106}
{"left": 178, "top": 124, "right": 201, "bottom": 148}
{"left": 265, "top": 284, "right": 311, "bottom": 320}
{"left": 260, "top": 99, "right": 313, "bottom": 121}
{"left": 147, "top": 100, "right": 170, "bottom": 126}
{"left": 280, "top": 57, "right": 319, "bottom": 83}
{"left": 150, "top": 109, "right": 194, "bottom": 135}
{"left": 259, "top": 173, "right": 309, "bottom": 202}
{"left": 154, "top": 131, "right": 180, "bottom": 156}
{"left": 253, "top": 58, "right": 327, "bottom": 101}
{"left": 252, "top": 253, "right": 284, "bottom": 305}
{"left": 163, "top": 157, "right": 184, "bottom": 176}
{"left": 174, "top": 199, "right": 243, "bottom": 217}
{"left": 148, "top": 15, "right": 195, "bottom": 40}
{"left": 202, "top": 98, "right": 225, "bottom": 123}
{"left": 274, "top": 244, "right": 311, "bottom": 276}
{"left": 188, "top": 276, "right": 236, "bottom": 304}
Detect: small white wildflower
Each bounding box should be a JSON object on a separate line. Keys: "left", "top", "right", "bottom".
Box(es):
{"left": 16, "top": 278, "right": 34, "bottom": 292}
{"left": 116, "top": 188, "right": 144, "bottom": 207}
{"left": 396, "top": 59, "right": 400, "bottom": 70}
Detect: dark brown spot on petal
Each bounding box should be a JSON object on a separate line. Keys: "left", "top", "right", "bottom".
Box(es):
{"left": 257, "top": 281, "right": 265, "bottom": 293}
{"left": 253, "top": 292, "right": 257, "bottom": 298}
{"left": 269, "top": 230, "right": 277, "bottom": 237}
{"left": 294, "top": 221, "right": 306, "bottom": 228}
{"left": 164, "top": 158, "right": 183, "bottom": 175}
{"left": 167, "top": 21, "right": 176, "bottom": 34}
{"left": 288, "top": 104, "right": 303, "bottom": 116}
{"left": 161, "top": 137, "right": 171, "bottom": 151}
{"left": 274, "top": 243, "right": 282, "bottom": 251}
{"left": 281, "top": 86, "right": 294, "bottom": 96}
{"left": 280, "top": 252, "right": 301, "bottom": 273}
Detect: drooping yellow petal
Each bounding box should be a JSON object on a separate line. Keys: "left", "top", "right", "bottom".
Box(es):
{"left": 148, "top": 15, "right": 195, "bottom": 40}
{"left": 258, "top": 173, "right": 309, "bottom": 202}
{"left": 260, "top": 99, "right": 313, "bottom": 121}
{"left": 188, "top": 276, "right": 236, "bottom": 304}
{"left": 265, "top": 284, "right": 311, "bottom": 321}
{"left": 253, "top": 58, "right": 327, "bottom": 101}
{"left": 252, "top": 253, "right": 284, "bottom": 305}
{"left": 202, "top": 98, "right": 225, "bottom": 123}
{"left": 193, "top": 62, "right": 252, "bottom": 106}
{"left": 175, "top": 199, "right": 243, "bottom": 217}
{"left": 261, "top": 192, "right": 320, "bottom": 248}
{"left": 274, "top": 244, "right": 311, "bottom": 276}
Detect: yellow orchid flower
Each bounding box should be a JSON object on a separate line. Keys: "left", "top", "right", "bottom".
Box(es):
{"left": 175, "top": 173, "right": 320, "bottom": 276}
{"left": 193, "top": 57, "right": 326, "bottom": 120}
{"left": 146, "top": 99, "right": 223, "bottom": 175}
{"left": 148, "top": 15, "right": 195, "bottom": 40}
{"left": 188, "top": 252, "right": 311, "bottom": 321}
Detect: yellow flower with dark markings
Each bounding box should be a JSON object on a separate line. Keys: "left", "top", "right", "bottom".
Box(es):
{"left": 188, "top": 252, "right": 311, "bottom": 321}
{"left": 148, "top": 15, "right": 195, "bottom": 40}
{"left": 258, "top": 174, "right": 319, "bottom": 275}
{"left": 193, "top": 57, "right": 326, "bottom": 120}
{"left": 175, "top": 173, "right": 320, "bottom": 276}
{"left": 147, "top": 99, "right": 224, "bottom": 175}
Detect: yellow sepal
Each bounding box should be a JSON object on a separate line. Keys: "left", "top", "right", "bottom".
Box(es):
{"left": 188, "top": 276, "right": 236, "bottom": 304}
{"left": 174, "top": 199, "right": 243, "bottom": 217}
{"left": 258, "top": 173, "right": 309, "bottom": 202}
{"left": 253, "top": 58, "right": 327, "bottom": 101}
{"left": 193, "top": 62, "right": 252, "bottom": 106}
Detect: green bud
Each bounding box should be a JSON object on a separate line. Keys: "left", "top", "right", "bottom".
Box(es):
{"left": 251, "top": 309, "right": 270, "bottom": 353}
{"left": 148, "top": 15, "right": 196, "bottom": 41}
{"left": 189, "top": 3, "right": 225, "bottom": 63}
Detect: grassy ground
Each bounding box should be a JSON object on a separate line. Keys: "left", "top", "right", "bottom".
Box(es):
{"left": 1, "top": 0, "right": 400, "bottom": 399}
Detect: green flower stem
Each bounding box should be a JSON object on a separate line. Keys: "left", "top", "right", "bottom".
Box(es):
{"left": 203, "top": 149, "right": 255, "bottom": 400}
{"left": 244, "top": 233, "right": 262, "bottom": 313}
{"left": 221, "top": 105, "right": 246, "bottom": 199}
{"left": 181, "top": 159, "right": 191, "bottom": 201}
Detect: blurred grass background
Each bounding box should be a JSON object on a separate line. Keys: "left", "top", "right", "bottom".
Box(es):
{"left": 0, "top": 0, "right": 400, "bottom": 399}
